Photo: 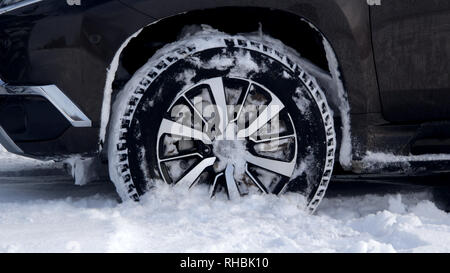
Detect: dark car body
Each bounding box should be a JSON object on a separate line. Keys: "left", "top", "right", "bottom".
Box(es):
{"left": 0, "top": 0, "right": 449, "bottom": 177}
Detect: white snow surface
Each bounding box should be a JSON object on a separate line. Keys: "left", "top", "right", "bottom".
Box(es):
{"left": 364, "top": 152, "right": 450, "bottom": 163}
{"left": 359, "top": 152, "right": 450, "bottom": 172}
{"left": 0, "top": 149, "right": 449, "bottom": 253}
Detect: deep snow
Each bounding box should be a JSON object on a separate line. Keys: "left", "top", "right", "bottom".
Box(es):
{"left": 0, "top": 149, "right": 449, "bottom": 253}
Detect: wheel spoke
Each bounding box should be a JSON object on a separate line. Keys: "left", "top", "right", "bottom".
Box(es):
{"left": 225, "top": 164, "right": 240, "bottom": 199}
{"left": 159, "top": 118, "right": 212, "bottom": 144}
{"left": 245, "top": 166, "right": 269, "bottom": 194}
{"left": 205, "top": 77, "right": 228, "bottom": 137}
{"left": 159, "top": 152, "right": 203, "bottom": 162}
{"left": 158, "top": 77, "right": 301, "bottom": 198}
{"left": 209, "top": 172, "right": 224, "bottom": 198}
{"left": 232, "top": 83, "right": 252, "bottom": 122}
{"left": 245, "top": 153, "right": 295, "bottom": 177}
{"left": 182, "top": 95, "right": 208, "bottom": 126}
{"left": 237, "top": 95, "right": 284, "bottom": 138}
{"left": 176, "top": 157, "right": 216, "bottom": 189}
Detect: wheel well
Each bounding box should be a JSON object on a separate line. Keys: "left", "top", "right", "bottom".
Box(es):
{"left": 113, "top": 7, "right": 330, "bottom": 89}
{"left": 104, "top": 7, "right": 351, "bottom": 168}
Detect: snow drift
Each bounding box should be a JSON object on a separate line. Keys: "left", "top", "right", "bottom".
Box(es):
{"left": 1, "top": 150, "right": 449, "bottom": 253}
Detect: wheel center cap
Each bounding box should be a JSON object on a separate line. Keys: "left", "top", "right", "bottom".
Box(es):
{"left": 212, "top": 139, "right": 247, "bottom": 172}
{"left": 212, "top": 123, "right": 247, "bottom": 171}
{"left": 213, "top": 139, "right": 247, "bottom": 159}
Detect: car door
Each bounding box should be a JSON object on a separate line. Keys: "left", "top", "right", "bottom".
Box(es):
{"left": 371, "top": 0, "right": 450, "bottom": 123}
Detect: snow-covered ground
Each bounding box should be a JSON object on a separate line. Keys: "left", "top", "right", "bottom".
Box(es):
{"left": 0, "top": 149, "right": 449, "bottom": 253}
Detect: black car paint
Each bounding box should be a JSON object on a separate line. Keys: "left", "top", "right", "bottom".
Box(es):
{"left": 0, "top": 0, "right": 449, "bottom": 174}
{"left": 0, "top": 0, "right": 153, "bottom": 154}
{"left": 371, "top": 0, "right": 450, "bottom": 123}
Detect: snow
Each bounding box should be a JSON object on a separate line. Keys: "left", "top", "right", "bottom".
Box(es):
{"left": 2, "top": 24, "right": 449, "bottom": 252}
{"left": 63, "top": 156, "right": 106, "bottom": 186}
{"left": 322, "top": 39, "right": 352, "bottom": 170}
{"left": 293, "top": 86, "right": 312, "bottom": 115}
{"left": 100, "top": 28, "right": 143, "bottom": 148}
{"left": 0, "top": 149, "right": 56, "bottom": 173}
{"left": 189, "top": 49, "right": 268, "bottom": 77}
{"left": 364, "top": 151, "right": 450, "bottom": 163}
{"left": 359, "top": 151, "right": 450, "bottom": 172}
{"left": 0, "top": 149, "right": 449, "bottom": 253}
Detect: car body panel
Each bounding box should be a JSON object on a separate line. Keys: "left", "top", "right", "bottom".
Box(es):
{"left": 371, "top": 0, "right": 450, "bottom": 123}
{"left": 0, "top": 0, "right": 155, "bottom": 155}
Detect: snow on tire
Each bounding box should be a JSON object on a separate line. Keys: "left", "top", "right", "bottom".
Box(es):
{"left": 107, "top": 32, "right": 336, "bottom": 213}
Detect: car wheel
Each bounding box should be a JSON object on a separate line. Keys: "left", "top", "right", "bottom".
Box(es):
{"left": 107, "top": 33, "right": 336, "bottom": 213}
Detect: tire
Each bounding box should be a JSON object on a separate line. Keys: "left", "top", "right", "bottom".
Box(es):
{"left": 107, "top": 32, "right": 336, "bottom": 213}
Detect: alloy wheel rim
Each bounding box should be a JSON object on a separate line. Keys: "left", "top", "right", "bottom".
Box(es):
{"left": 156, "top": 76, "right": 298, "bottom": 198}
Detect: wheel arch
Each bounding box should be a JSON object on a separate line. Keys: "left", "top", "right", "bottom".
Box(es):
{"left": 100, "top": 5, "right": 365, "bottom": 169}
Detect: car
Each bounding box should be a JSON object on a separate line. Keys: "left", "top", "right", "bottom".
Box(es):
{"left": 0, "top": 0, "right": 449, "bottom": 212}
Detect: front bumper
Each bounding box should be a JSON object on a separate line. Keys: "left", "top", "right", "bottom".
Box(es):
{"left": 0, "top": 78, "right": 91, "bottom": 154}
